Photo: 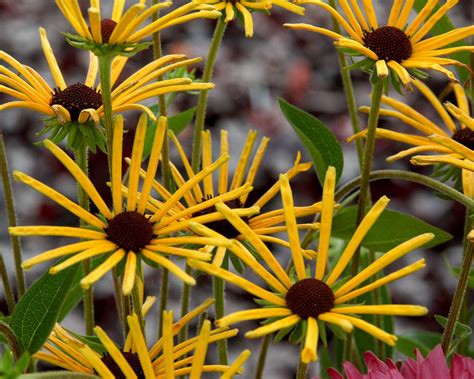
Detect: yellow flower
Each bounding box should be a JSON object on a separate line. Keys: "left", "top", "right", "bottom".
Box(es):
{"left": 0, "top": 28, "right": 213, "bottom": 126}
{"left": 56, "top": 0, "right": 221, "bottom": 46}
{"left": 10, "top": 115, "right": 232, "bottom": 295}
{"left": 150, "top": 129, "right": 320, "bottom": 267}
{"left": 35, "top": 298, "right": 250, "bottom": 378}
{"left": 349, "top": 79, "right": 474, "bottom": 196}
{"left": 205, "top": 0, "right": 304, "bottom": 37}
{"left": 285, "top": 0, "right": 474, "bottom": 87}
{"left": 189, "top": 167, "right": 432, "bottom": 363}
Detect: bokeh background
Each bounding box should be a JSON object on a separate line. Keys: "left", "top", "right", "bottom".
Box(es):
{"left": 0, "top": 0, "right": 472, "bottom": 377}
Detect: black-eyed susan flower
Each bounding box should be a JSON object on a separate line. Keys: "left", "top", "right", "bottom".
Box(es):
{"left": 189, "top": 167, "right": 432, "bottom": 364}
{"left": 35, "top": 298, "right": 250, "bottom": 378}
{"left": 11, "top": 115, "right": 231, "bottom": 295}
{"left": 0, "top": 28, "right": 213, "bottom": 127}
{"left": 56, "top": 0, "right": 221, "bottom": 55}
{"left": 152, "top": 129, "right": 320, "bottom": 266}
{"left": 349, "top": 79, "right": 473, "bottom": 196}
{"left": 285, "top": 0, "right": 474, "bottom": 87}
{"left": 204, "top": 0, "right": 304, "bottom": 37}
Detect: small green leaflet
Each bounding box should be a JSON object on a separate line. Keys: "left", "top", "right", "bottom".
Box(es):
{"left": 142, "top": 107, "right": 196, "bottom": 160}
{"left": 332, "top": 206, "right": 452, "bottom": 252}
{"left": 279, "top": 98, "right": 344, "bottom": 186}
{"left": 9, "top": 263, "right": 80, "bottom": 354}
{"left": 395, "top": 331, "right": 442, "bottom": 358}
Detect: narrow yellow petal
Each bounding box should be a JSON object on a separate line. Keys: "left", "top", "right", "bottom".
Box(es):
{"left": 376, "top": 60, "right": 389, "bottom": 78}
{"left": 50, "top": 244, "right": 116, "bottom": 274}
{"left": 387, "top": 0, "right": 404, "bottom": 26}
{"left": 142, "top": 249, "right": 196, "bottom": 285}
{"left": 410, "top": 0, "right": 453, "bottom": 42}
{"left": 338, "top": 0, "right": 364, "bottom": 36}
{"left": 127, "top": 314, "right": 155, "bottom": 379}
{"left": 224, "top": 1, "right": 235, "bottom": 22}
{"left": 78, "top": 109, "right": 100, "bottom": 125}
{"left": 80, "top": 249, "right": 126, "bottom": 289}
{"left": 411, "top": 155, "right": 474, "bottom": 171}
{"left": 145, "top": 245, "right": 212, "bottom": 261}
{"left": 245, "top": 315, "right": 300, "bottom": 338}
{"left": 127, "top": 114, "right": 147, "bottom": 211}
{"left": 327, "top": 196, "right": 390, "bottom": 286}
{"left": 445, "top": 101, "right": 474, "bottom": 131}
{"left": 43, "top": 140, "right": 112, "bottom": 219}
{"left": 316, "top": 166, "right": 336, "bottom": 280}
{"left": 318, "top": 312, "right": 353, "bottom": 332}
{"left": 387, "top": 61, "right": 412, "bottom": 90}
{"left": 162, "top": 310, "right": 176, "bottom": 379}
{"left": 202, "top": 130, "right": 214, "bottom": 197}
{"left": 220, "top": 349, "right": 251, "bottom": 379}
{"left": 218, "top": 130, "right": 229, "bottom": 195}
{"left": 189, "top": 320, "right": 211, "bottom": 379}
{"left": 108, "top": 4, "right": 145, "bottom": 43}
{"left": 78, "top": 345, "right": 114, "bottom": 379}
{"left": 335, "top": 233, "right": 434, "bottom": 297}
{"left": 231, "top": 130, "right": 257, "bottom": 190}
{"left": 361, "top": 0, "right": 377, "bottom": 29}
{"left": 395, "top": 0, "right": 415, "bottom": 29}
{"left": 217, "top": 308, "right": 292, "bottom": 328}
{"left": 1, "top": 101, "right": 54, "bottom": 115}
{"left": 427, "top": 134, "right": 474, "bottom": 161}
{"left": 39, "top": 27, "right": 66, "bottom": 90}
{"left": 94, "top": 326, "right": 137, "bottom": 379}
{"left": 412, "top": 25, "right": 474, "bottom": 53}
{"left": 112, "top": 0, "right": 125, "bottom": 21}
{"left": 334, "top": 314, "right": 398, "bottom": 346}
{"left": 284, "top": 23, "right": 344, "bottom": 40}
{"left": 122, "top": 252, "right": 137, "bottom": 296}
{"left": 462, "top": 170, "right": 473, "bottom": 199}
{"left": 333, "top": 304, "right": 428, "bottom": 316}
{"left": 10, "top": 225, "right": 105, "bottom": 240}
{"left": 335, "top": 39, "right": 378, "bottom": 60}
{"left": 51, "top": 104, "right": 71, "bottom": 123}
{"left": 280, "top": 174, "right": 306, "bottom": 281}
{"left": 241, "top": 136, "right": 269, "bottom": 203}
{"left": 235, "top": 3, "right": 254, "bottom": 37}
{"left": 348, "top": 0, "right": 369, "bottom": 30}
{"left": 301, "top": 317, "right": 318, "bottom": 363}
{"left": 111, "top": 115, "right": 124, "bottom": 215}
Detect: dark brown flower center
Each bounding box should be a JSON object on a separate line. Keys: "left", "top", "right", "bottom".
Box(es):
{"left": 363, "top": 26, "right": 412, "bottom": 63}
{"left": 50, "top": 83, "right": 102, "bottom": 122}
{"left": 452, "top": 128, "right": 474, "bottom": 150}
{"left": 100, "top": 19, "right": 118, "bottom": 43}
{"left": 105, "top": 211, "right": 154, "bottom": 252}
{"left": 100, "top": 352, "right": 144, "bottom": 379}
{"left": 193, "top": 198, "right": 246, "bottom": 238}
{"left": 285, "top": 278, "right": 335, "bottom": 319}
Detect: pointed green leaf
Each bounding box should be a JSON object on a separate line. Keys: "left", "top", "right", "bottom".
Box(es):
{"left": 279, "top": 98, "right": 344, "bottom": 185}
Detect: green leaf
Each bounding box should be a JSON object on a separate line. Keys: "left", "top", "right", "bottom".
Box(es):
{"left": 434, "top": 315, "right": 472, "bottom": 340}
{"left": 143, "top": 107, "right": 196, "bottom": 160}
{"left": 396, "top": 331, "right": 442, "bottom": 358}
{"left": 332, "top": 206, "right": 452, "bottom": 252}
{"left": 9, "top": 263, "right": 80, "bottom": 354}
{"left": 278, "top": 98, "right": 344, "bottom": 185}
{"left": 19, "top": 373, "right": 100, "bottom": 378}
{"left": 413, "top": 0, "right": 470, "bottom": 85}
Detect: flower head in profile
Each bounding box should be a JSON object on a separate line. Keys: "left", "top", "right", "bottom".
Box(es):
{"left": 285, "top": 0, "right": 474, "bottom": 88}
{"left": 189, "top": 167, "right": 432, "bottom": 364}
{"left": 36, "top": 299, "right": 250, "bottom": 378}
{"left": 157, "top": 129, "right": 319, "bottom": 267}
{"left": 349, "top": 79, "right": 474, "bottom": 196}
{"left": 11, "top": 115, "right": 231, "bottom": 295}
{"left": 56, "top": 0, "right": 221, "bottom": 55}
{"left": 205, "top": 0, "right": 304, "bottom": 37}
{"left": 325, "top": 345, "right": 474, "bottom": 379}
{"left": 0, "top": 28, "right": 213, "bottom": 150}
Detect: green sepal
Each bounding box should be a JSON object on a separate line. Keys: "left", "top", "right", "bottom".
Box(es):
{"left": 318, "top": 319, "right": 328, "bottom": 347}
{"left": 327, "top": 322, "right": 347, "bottom": 341}
{"left": 288, "top": 319, "right": 306, "bottom": 345}
{"left": 66, "top": 330, "right": 108, "bottom": 354}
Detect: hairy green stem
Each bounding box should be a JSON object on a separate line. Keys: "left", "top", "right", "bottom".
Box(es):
{"left": 132, "top": 281, "right": 144, "bottom": 333}
{"left": 0, "top": 132, "right": 26, "bottom": 298}
{"left": 213, "top": 255, "right": 228, "bottom": 365}
{"left": 113, "top": 270, "right": 128, "bottom": 338}
{"left": 328, "top": 0, "right": 363, "bottom": 167}
{"left": 334, "top": 170, "right": 474, "bottom": 209}
{"left": 191, "top": 16, "right": 227, "bottom": 172}
{"left": 97, "top": 54, "right": 114, "bottom": 179}
{"left": 255, "top": 334, "right": 271, "bottom": 379}
{"left": 0, "top": 253, "right": 15, "bottom": 314}
{"left": 158, "top": 269, "right": 169, "bottom": 338}
{"left": 74, "top": 146, "right": 94, "bottom": 335}
{"left": 296, "top": 359, "right": 308, "bottom": 379}
{"left": 0, "top": 321, "right": 21, "bottom": 361}
{"left": 441, "top": 223, "right": 473, "bottom": 353}
{"left": 178, "top": 265, "right": 193, "bottom": 343}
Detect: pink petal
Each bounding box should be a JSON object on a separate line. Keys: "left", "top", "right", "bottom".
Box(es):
{"left": 343, "top": 361, "right": 365, "bottom": 379}
{"left": 327, "top": 368, "right": 345, "bottom": 379}
{"left": 450, "top": 354, "right": 474, "bottom": 379}
{"left": 400, "top": 358, "right": 418, "bottom": 379}
{"left": 364, "top": 351, "right": 390, "bottom": 373}
{"left": 420, "top": 345, "right": 450, "bottom": 379}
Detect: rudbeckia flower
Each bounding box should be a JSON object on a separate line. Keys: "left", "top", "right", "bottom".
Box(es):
{"left": 157, "top": 129, "right": 320, "bottom": 266}
{"left": 349, "top": 79, "right": 474, "bottom": 196}
{"left": 56, "top": 0, "right": 221, "bottom": 50}
{"left": 189, "top": 167, "right": 432, "bottom": 364}
{"left": 204, "top": 0, "right": 304, "bottom": 37}
{"left": 10, "top": 115, "right": 231, "bottom": 295}
{"left": 285, "top": 0, "right": 474, "bottom": 87}
{"left": 35, "top": 298, "right": 250, "bottom": 378}
{"left": 0, "top": 28, "right": 213, "bottom": 126}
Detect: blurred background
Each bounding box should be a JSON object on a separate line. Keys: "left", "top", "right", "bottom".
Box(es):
{"left": 0, "top": 0, "right": 472, "bottom": 377}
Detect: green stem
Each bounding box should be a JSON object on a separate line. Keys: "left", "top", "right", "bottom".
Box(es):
{"left": 158, "top": 268, "right": 169, "bottom": 338}
{"left": 213, "top": 255, "right": 228, "bottom": 365}
{"left": 191, "top": 16, "right": 227, "bottom": 172}
{"left": 328, "top": 0, "right": 363, "bottom": 167}
{"left": 441, "top": 230, "right": 473, "bottom": 353}
{"left": 74, "top": 145, "right": 94, "bottom": 336}
{"left": 296, "top": 359, "right": 308, "bottom": 379}
{"left": 0, "top": 321, "right": 21, "bottom": 361}
{"left": 0, "top": 132, "right": 26, "bottom": 297}
{"left": 97, "top": 54, "right": 114, "bottom": 179}
{"left": 178, "top": 264, "right": 193, "bottom": 343}
{"left": 0, "top": 253, "right": 15, "bottom": 314}
{"left": 132, "top": 281, "right": 144, "bottom": 332}
{"left": 113, "top": 270, "right": 128, "bottom": 338}
{"left": 254, "top": 334, "right": 271, "bottom": 379}
{"left": 334, "top": 170, "right": 474, "bottom": 209}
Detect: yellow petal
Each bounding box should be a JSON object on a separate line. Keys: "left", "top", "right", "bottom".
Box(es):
{"left": 80, "top": 249, "right": 126, "bottom": 289}
{"left": 301, "top": 317, "right": 318, "bottom": 363}
{"left": 189, "top": 320, "right": 211, "bottom": 379}
{"left": 245, "top": 315, "right": 300, "bottom": 338}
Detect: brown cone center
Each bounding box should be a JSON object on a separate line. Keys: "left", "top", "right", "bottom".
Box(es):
{"left": 363, "top": 26, "right": 412, "bottom": 63}
{"left": 285, "top": 278, "right": 335, "bottom": 319}
{"left": 452, "top": 128, "right": 474, "bottom": 150}
{"left": 105, "top": 211, "right": 154, "bottom": 252}
{"left": 100, "top": 19, "right": 118, "bottom": 43}
{"left": 50, "top": 83, "right": 102, "bottom": 122}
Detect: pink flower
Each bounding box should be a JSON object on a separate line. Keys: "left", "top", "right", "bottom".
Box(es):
{"left": 323, "top": 345, "right": 474, "bottom": 379}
